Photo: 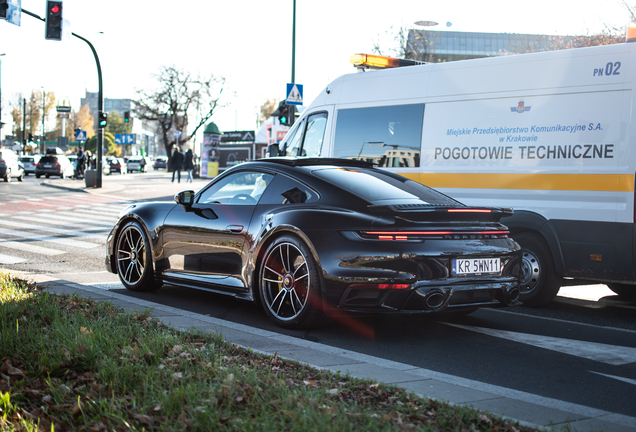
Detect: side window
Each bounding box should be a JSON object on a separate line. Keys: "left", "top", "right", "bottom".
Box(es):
{"left": 299, "top": 113, "right": 327, "bottom": 157}
{"left": 333, "top": 104, "right": 424, "bottom": 167}
{"left": 283, "top": 121, "right": 305, "bottom": 156}
{"left": 259, "top": 174, "right": 319, "bottom": 205}
{"left": 198, "top": 171, "right": 274, "bottom": 205}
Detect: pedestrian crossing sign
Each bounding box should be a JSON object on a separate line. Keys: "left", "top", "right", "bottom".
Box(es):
{"left": 286, "top": 83, "right": 303, "bottom": 106}
{"left": 75, "top": 130, "right": 87, "bottom": 142}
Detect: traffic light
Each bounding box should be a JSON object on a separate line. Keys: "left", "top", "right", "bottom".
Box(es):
{"left": 124, "top": 111, "right": 130, "bottom": 123}
{"left": 0, "top": 0, "right": 8, "bottom": 20}
{"left": 278, "top": 102, "right": 289, "bottom": 126}
{"left": 98, "top": 111, "right": 108, "bottom": 128}
{"left": 28, "top": 133, "right": 33, "bottom": 142}
{"left": 45, "top": 1, "right": 63, "bottom": 41}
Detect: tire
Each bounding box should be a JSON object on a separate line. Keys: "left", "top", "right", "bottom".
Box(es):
{"left": 607, "top": 283, "right": 636, "bottom": 300}
{"left": 45, "top": 174, "right": 50, "bottom": 178}
{"left": 5, "top": 169, "right": 10, "bottom": 182}
{"left": 115, "top": 221, "right": 162, "bottom": 292}
{"left": 36, "top": 174, "right": 41, "bottom": 179}
{"left": 259, "top": 235, "right": 326, "bottom": 329}
{"left": 17, "top": 171, "right": 23, "bottom": 182}
{"left": 515, "top": 232, "right": 561, "bottom": 307}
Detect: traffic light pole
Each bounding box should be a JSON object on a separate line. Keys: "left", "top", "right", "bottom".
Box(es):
{"left": 22, "top": 7, "right": 104, "bottom": 187}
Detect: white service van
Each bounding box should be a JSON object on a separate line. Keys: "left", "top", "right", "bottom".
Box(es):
{"left": 272, "top": 40, "right": 636, "bottom": 306}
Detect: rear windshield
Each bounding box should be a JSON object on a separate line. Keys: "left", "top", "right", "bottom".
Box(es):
{"left": 20, "top": 157, "right": 34, "bottom": 162}
{"left": 312, "top": 167, "right": 458, "bottom": 205}
{"left": 39, "top": 156, "right": 58, "bottom": 163}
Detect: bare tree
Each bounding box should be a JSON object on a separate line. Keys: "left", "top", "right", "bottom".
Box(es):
{"left": 133, "top": 66, "right": 226, "bottom": 156}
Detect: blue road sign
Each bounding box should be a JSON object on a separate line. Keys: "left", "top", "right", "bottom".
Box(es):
{"left": 115, "top": 134, "right": 134, "bottom": 144}
{"left": 6, "top": 0, "right": 21, "bottom": 26}
{"left": 286, "top": 83, "right": 303, "bottom": 106}
{"left": 75, "top": 130, "right": 87, "bottom": 142}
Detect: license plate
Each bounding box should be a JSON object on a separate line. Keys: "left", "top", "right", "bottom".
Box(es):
{"left": 43, "top": 164, "right": 52, "bottom": 168}
{"left": 452, "top": 258, "right": 501, "bottom": 275}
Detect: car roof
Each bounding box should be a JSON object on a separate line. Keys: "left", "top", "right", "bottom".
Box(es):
{"left": 256, "top": 157, "right": 374, "bottom": 168}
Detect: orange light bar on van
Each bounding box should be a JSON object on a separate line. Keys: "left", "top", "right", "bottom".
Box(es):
{"left": 447, "top": 209, "right": 492, "bottom": 213}
{"left": 350, "top": 53, "right": 424, "bottom": 69}
{"left": 350, "top": 53, "right": 400, "bottom": 68}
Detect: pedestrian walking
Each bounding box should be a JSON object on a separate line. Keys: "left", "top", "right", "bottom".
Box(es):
{"left": 170, "top": 146, "right": 184, "bottom": 183}
{"left": 76, "top": 146, "right": 86, "bottom": 179}
{"left": 184, "top": 148, "right": 194, "bottom": 183}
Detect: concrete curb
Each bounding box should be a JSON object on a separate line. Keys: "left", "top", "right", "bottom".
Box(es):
{"left": 31, "top": 276, "right": 636, "bottom": 432}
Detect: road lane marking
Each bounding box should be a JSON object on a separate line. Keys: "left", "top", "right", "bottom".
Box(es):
{"left": 444, "top": 323, "right": 636, "bottom": 366}
{"left": 0, "top": 238, "right": 64, "bottom": 256}
{"left": 0, "top": 253, "right": 27, "bottom": 264}
{"left": 590, "top": 372, "right": 636, "bottom": 386}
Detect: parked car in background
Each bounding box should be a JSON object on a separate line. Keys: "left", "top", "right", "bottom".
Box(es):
{"left": 153, "top": 156, "right": 168, "bottom": 170}
{"left": 126, "top": 156, "right": 148, "bottom": 173}
{"left": 106, "top": 158, "right": 521, "bottom": 329}
{"left": 105, "top": 157, "right": 126, "bottom": 175}
{"left": 0, "top": 149, "right": 25, "bottom": 182}
{"left": 19, "top": 155, "right": 41, "bottom": 176}
{"left": 35, "top": 154, "right": 75, "bottom": 178}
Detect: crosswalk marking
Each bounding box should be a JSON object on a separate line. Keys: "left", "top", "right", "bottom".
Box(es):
{"left": 0, "top": 220, "right": 106, "bottom": 241}
{"left": 0, "top": 195, "right": 134, "bottom": 266}
{"left": 0, "top": 227, "right": 99, "bottom": 249}
{"left": 0, "top": 238, "right": 64, "bottom": 256}
{"left": 0, "top": 253, "right": 26, "bottom": 264}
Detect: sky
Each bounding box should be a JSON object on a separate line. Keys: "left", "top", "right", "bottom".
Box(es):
{"left": 0, "top": 0, "right": 632, "bottom": 145}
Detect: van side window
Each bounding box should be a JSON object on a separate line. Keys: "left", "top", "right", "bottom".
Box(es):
{"left": 284, "top": 120, "right": 305, "bottom": 156}
{"left": 333, "top": 104, "right": 424, "bottom": 167}
{"left": 300, "top": 113, "right": 327, "bottom": 157}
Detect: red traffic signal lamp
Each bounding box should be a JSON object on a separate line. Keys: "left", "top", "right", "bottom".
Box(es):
{"left": 45, "top": 1, "right": 63, "bottom": 41}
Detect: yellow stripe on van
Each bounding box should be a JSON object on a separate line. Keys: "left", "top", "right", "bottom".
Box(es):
{"left": 397, "top": 173, "right": 634, "bottom": 192}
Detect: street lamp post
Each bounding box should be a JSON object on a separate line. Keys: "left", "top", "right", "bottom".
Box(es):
{"left": 413, "top": 20, "right": 439, "bottom": 63}
{"left": 41, "top": 87, "right": 45, "bottom": 155}
{"left": 0, "top": 54, "right": 5, "bottom": 139}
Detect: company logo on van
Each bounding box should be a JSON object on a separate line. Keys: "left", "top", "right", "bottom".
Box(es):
{"left": 510, "top": 100, "right": 531, "bottom": 113}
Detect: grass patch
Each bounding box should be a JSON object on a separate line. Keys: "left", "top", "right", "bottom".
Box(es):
{"left": 0, "top": 272, "right": 541, "bottom": 431}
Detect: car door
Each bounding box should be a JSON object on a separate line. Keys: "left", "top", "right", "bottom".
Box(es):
{"left": 159, "top": 170, "right": 274, "bottom": 292}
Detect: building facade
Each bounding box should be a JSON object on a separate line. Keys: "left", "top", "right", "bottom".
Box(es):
{"left": 406, "top": 30, "right": 581, "bottom": 63}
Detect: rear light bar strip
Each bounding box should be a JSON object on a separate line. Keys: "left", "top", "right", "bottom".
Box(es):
{"left": 365, "top": 231, "right": 509, "bottom": 235}
{"left": 447, "top": 209, "right": 492, "bottom": 213}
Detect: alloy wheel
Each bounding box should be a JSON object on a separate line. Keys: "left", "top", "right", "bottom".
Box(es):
{"left": 261, "top": 242, "right": 310, "bottom": 322}
{"left": 117, "top": 225, "right": 147, "bottom": 286}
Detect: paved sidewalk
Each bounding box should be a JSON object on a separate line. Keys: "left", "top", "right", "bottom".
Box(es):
{"left": 28, "top": 274, "right": 636, "bottom": 432}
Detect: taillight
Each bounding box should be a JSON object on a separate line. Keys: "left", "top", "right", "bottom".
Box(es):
{"left": 447, "top": 209, "right": 492, "bottom": 213}
{"left": 350, "top": 283, "right": 411, "bottom": 290}
{"left": 362, "top": 230, "right": 509, "bottom": 240}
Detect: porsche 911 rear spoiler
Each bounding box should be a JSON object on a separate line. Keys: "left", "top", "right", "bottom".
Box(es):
{"left": 367, "top": 204, "right": 513, "bottom": 222}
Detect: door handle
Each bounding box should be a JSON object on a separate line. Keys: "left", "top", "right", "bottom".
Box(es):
{"left": 227, "top": 225, "right": 244, "bottom": 233}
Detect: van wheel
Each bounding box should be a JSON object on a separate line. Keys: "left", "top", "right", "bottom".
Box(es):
{"left": 515, "top": 232, "right": 561, "bottom": 307}
{"left": 5, "top": 169, "right": 11, "bottom": 182}
{"left": 607, "top": 283, "right": 636, "bottom": 300}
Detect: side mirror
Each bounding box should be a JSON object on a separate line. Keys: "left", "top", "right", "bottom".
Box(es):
{"left": 174, "top": 190, "right": 195, "bottom": 209}
{"left": 267, "top": 143, "right": 279, "bottom": 157}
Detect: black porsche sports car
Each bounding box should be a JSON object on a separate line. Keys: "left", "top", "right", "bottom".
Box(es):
{"left": 106, "top": 158, "right": 521, "bottom": 328}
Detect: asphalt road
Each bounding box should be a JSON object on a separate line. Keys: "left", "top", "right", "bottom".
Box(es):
{"left": 2, "top": 173, "right": 635, "bottom": 419}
